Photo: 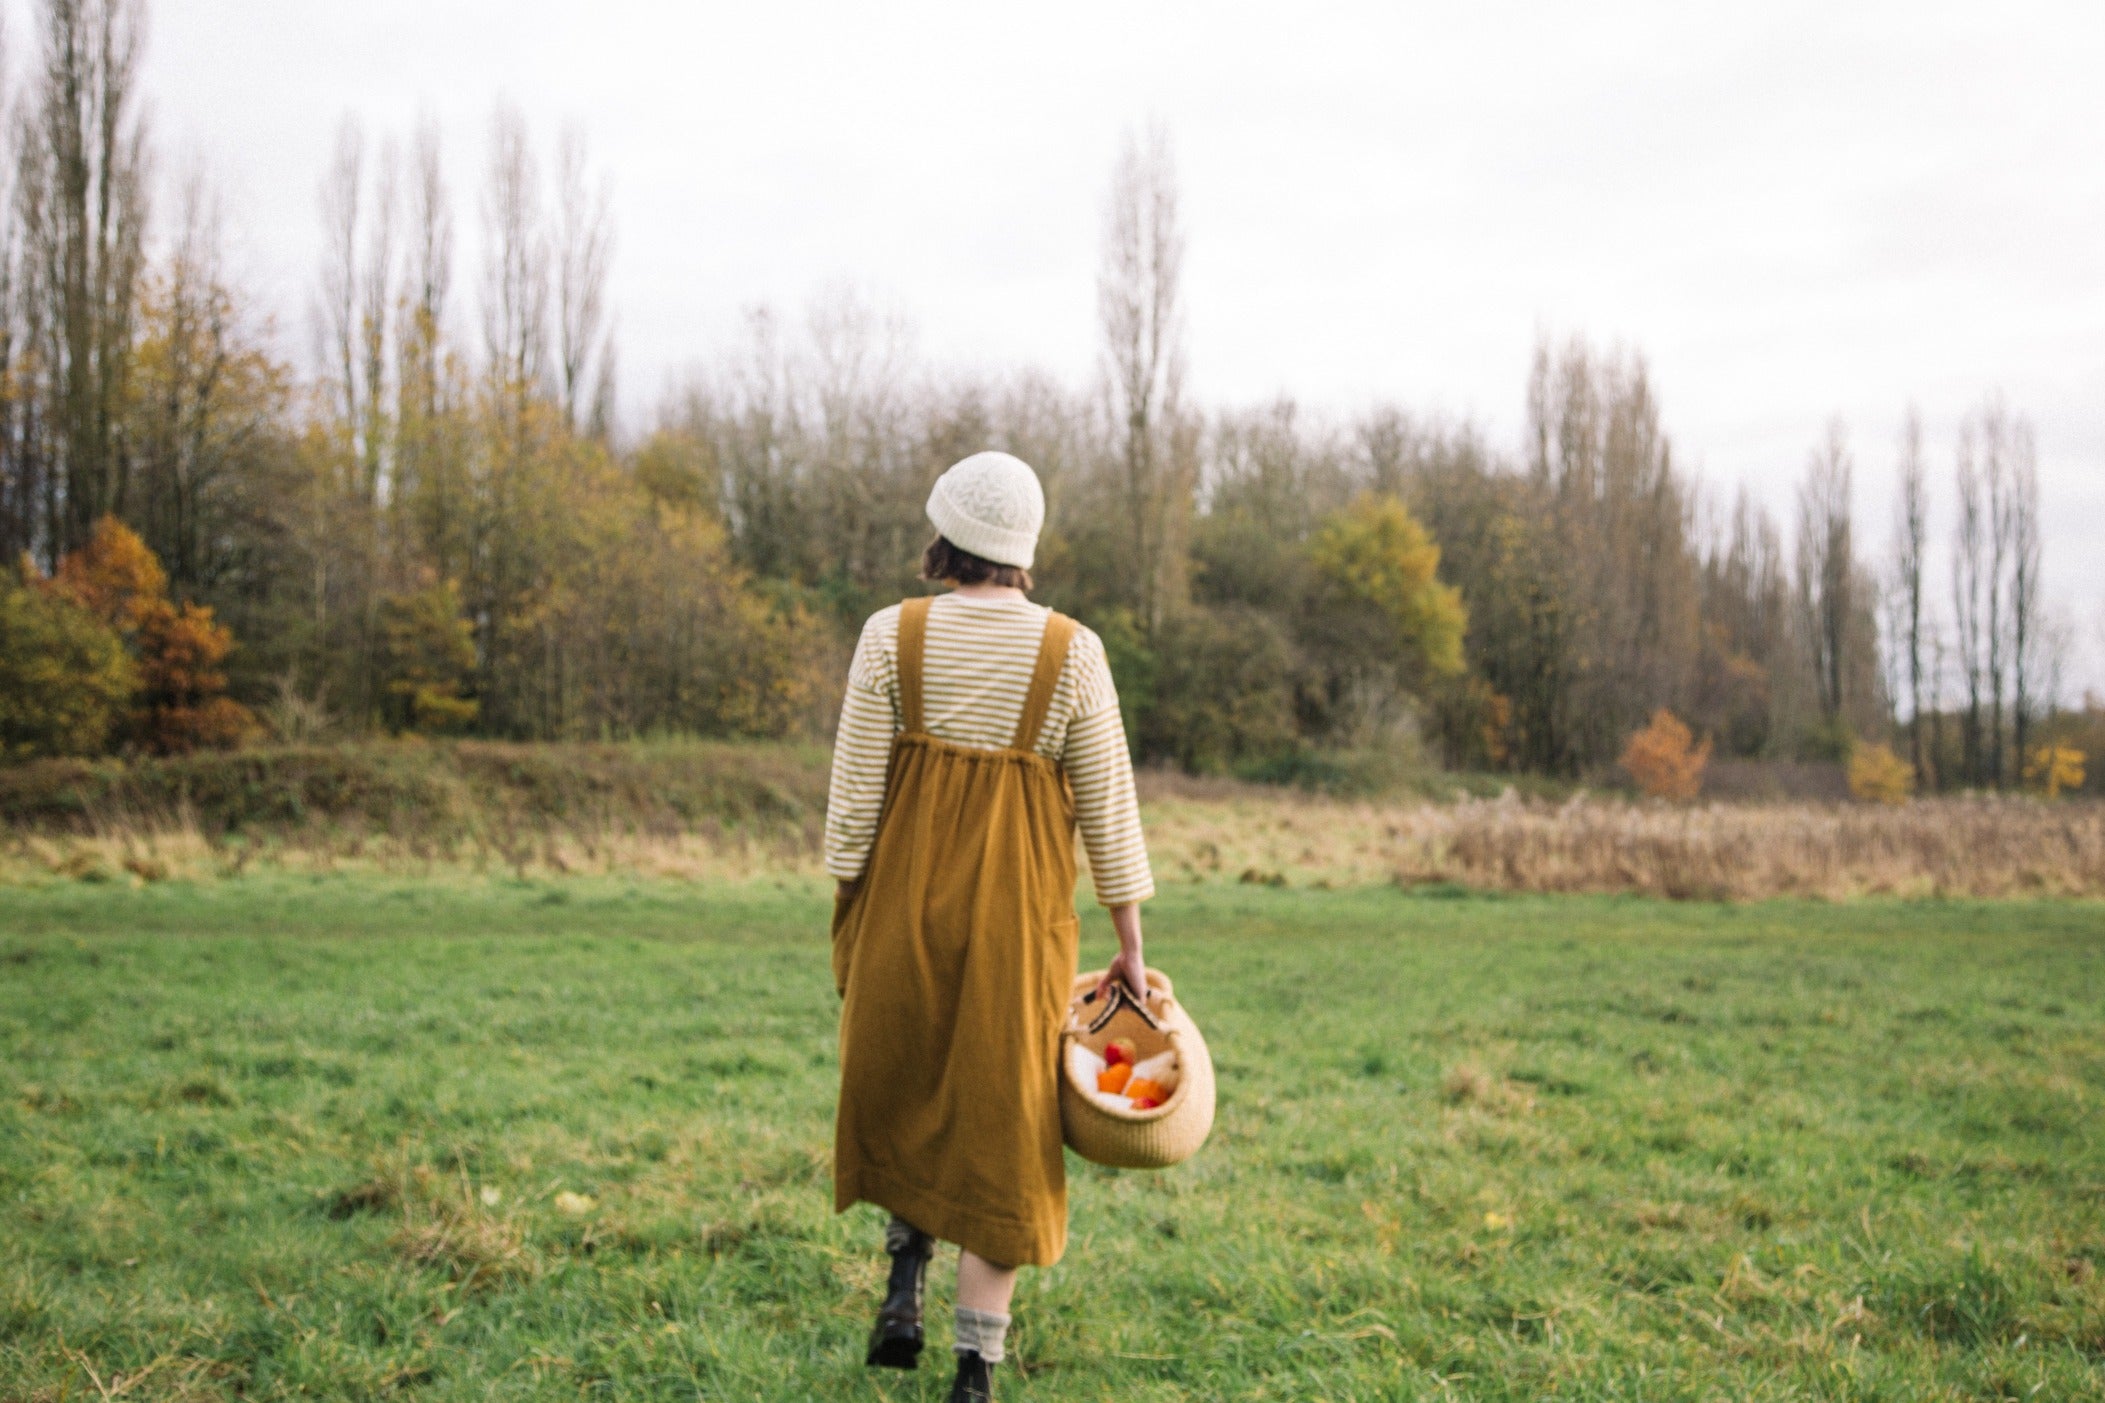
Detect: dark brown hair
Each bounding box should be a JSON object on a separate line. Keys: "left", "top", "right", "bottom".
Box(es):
{"left": 920, "top": 534, "right": 1033, "bottom": 592}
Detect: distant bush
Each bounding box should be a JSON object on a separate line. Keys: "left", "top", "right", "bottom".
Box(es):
{"left": 1847, "top": 741, "right": 1915, "bottom": 805}
{"left": 1619, "top": 710, "right": 1710, "bottom": 801}
{"left": 2023, "top": 743, "right": 2085, "bottom": 799}
{"left": 0, "top": 563, "right": 137, "bottom": 759}
{"left": 48, "top": 517, "right": 259, "bottom": 754}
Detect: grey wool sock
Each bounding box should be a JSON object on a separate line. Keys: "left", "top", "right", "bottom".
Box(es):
{"left": 953, "top": 1305, "right": 1011, "bottom": 1363}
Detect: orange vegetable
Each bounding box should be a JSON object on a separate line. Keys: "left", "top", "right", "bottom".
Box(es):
{"left": 1125, "top": 1078, "right": 1167, "bottom": 1104}
{"left": 1096, "top": 1063, "right": 1132, "bottom": 1094}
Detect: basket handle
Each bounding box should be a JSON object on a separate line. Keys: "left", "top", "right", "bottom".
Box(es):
{"left": 1075, "top": 978, "right": 1165, "bottom": 1036}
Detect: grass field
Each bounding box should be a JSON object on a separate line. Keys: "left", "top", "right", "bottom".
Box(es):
{"left": 3, "top": 879, "right": 2102, "bottom": 1401}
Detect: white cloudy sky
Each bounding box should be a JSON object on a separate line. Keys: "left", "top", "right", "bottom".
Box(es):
{"left": 46, "top": 0, "right": 2105, "bottom": 684}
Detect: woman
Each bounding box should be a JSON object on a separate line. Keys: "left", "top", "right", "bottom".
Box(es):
{"left": 824, "top": 450, "right": 1155, "bottom": 1403}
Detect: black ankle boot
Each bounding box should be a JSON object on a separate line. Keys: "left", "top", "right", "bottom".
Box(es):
{"left": 948, "top": 1350, "right": 995, "bottom": 1402}
{"left": 865, "top": 1229, "right": 932, "bottom": 1368}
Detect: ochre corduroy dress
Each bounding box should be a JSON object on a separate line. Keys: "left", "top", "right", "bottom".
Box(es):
{"left": 832, "top": 596, "right": 1082, "bottom": 1268}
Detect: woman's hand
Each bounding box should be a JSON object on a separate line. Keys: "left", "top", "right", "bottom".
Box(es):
{"left": 1094, "top": 902, "right": 1149, "bottom": 1002}
{"left": 1098, "top": 946, "right": 1150, "bottom": 1003}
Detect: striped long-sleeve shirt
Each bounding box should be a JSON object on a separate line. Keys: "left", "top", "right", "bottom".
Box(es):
{"left": 823, "top": 593, "right": 1155, "bottom": 906}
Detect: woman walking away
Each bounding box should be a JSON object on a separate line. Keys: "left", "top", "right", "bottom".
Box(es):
{"left": 825, "top": 451, "right": 1156, "bottom": 1402}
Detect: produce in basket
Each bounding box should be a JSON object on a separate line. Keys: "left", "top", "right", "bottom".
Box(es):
{"left": 1067, "top": 1040, "right": 1181, "bottom": 1113}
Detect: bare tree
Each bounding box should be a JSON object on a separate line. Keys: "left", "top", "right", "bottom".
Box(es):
{"left": 1098, "top": 119, "right": 1189, "bottom": 632}
{"left": 1951, "top": 423, "right": 1986, "bottom": 785}
{"left": 21, "top": 0, "right": 150, "bottom": 558}
{"left": 481, "top": 101, "right": 547, "bottom": 423}
{"left": 553, "top": 122, "right": 613, "bottom": 438}
{"left": 0, "top": 16, "right": 32, "bottom": 567}
{"left": 1795, "top": 419, "right": 1855, "bottom": 727}
{"left": 2007, "top": 419, "right": 2041, "bottom": 775}
{"left": 356, "top": 137, "right": 397, "bottom": 504}
{"left": 1893, "top": 406, "right": 1929, "bottom": 783}
{"left": 316, "top": 118, "right": 363, "bottom": 439}
{"left": 134, "top": 168, "right": 226, "bottom": 589}
{"left": 393, "top": 114, "right": 460, "bottom": 572}
{"left": 1981, "top": 399, "right": 2015, "bottom": 787}
{"left": 404, "top": 114, "right": 452, "bottom": 369}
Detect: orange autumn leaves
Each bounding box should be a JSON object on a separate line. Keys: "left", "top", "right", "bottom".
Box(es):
{"left": 1619, "top": 709, "right": 1712, "bottom": 801}
{"left": 41, "top": 517, "right": 257, "bottom": 754}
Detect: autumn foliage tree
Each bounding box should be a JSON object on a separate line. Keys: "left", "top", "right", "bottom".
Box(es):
{"left": 1620, "top": 709, "right": 1712, "bottom": 800}
{"left": 379, "top": 574, "right": 480, "bottom": 734}
{"left": 1301, "top": 493, "right": 1468, "bottom": 744}
{"left": 0, "top": 559, "right": 136, "bottom": 758}
{"left": 48, "top": 517, "right": 258, "bottom": 753}
{"left": 2023, "top": 743, "right": 2085, "bottom": 799}
{"left": 1846, "top": 741, "right": 1915, "bottom": 805}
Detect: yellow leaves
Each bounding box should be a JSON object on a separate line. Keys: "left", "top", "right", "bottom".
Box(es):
{"left": 2024, "top": 743, "right": 2085, "bottom": 799}
{"left": 1620, "top": 709, "right": 1711, "bottom": 801}
{"left": 0, "top": 563, "right": 136, "bottom": 758}
{"left": 553, "top": 1190, "right": 597, "bottom": 1216}
{"left": 1847, "top": 742, "right": 1916, "bottom": 805}
{"left": 1308, "top": 492, "right": 1468, "bottom": 679}
{"left": 51, "top": 516, "right": 167, "bottom": 633}
{"left": 379, "top": 574, "right": 480, "bottom": 735}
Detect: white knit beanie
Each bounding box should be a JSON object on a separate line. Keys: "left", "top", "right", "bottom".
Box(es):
{"left": 925, "top": 451, "right": 1045, "bottom": 569}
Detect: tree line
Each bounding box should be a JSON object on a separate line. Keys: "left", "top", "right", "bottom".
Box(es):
{"left": 0, "top": 1, "right": 2088, "bottom": 793}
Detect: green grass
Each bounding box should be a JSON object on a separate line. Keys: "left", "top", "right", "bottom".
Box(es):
{"left": 2, "top": 879, "right": 2101, "bottom": 1401}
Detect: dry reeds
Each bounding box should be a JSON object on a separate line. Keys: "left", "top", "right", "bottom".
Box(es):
{"left": 1143, "top": 791, "right": 2105, "bottom": 899}
{"left": 5, "top": 761, "right": 2101, "bottom": 899}
{"left": 1392, "top": 792, "right": 2105, "bottom": 899}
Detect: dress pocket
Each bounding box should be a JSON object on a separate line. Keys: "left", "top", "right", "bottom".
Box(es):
{"left": 1037, "top": 911, "right": 1082, "bottom": 1027}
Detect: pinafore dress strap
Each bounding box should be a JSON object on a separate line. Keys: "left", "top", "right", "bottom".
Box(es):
{"left": 897, "top": 596, "right": 932, "bottom": 734}
{"left": 1010, "top": 611, "right": 1078, "bottom": 753}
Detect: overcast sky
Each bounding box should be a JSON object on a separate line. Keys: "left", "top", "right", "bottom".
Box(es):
{"left": 49, "top": 0, "right": 2105, "bottom": 686}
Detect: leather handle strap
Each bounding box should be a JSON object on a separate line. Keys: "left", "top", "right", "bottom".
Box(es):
{"left": 1074, "top": 979, "right": 1165, "bottom": 1035}
{"left": 1011, "top": 611, "right": 1078, "bottom": 752}
{"left": 897, "top": 597, "right": 931, "bottom": 734}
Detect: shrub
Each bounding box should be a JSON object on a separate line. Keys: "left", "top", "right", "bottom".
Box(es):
{"left": 1847, "top": 741, "right": 1915, "bottom": 805}
{"left": 1619, "top": 709, "right": 1711, "bottom": 801}
{"left": 2023, "top": 743, "right": 2085, "bottom": 799}
{"left": 380, "top": 575, "right": 480, "bottom": 734}
{"left": 1135, "top": 604, "right": 1298, "bottom": 772}
{"left": 49, "top": 516, "right": 259, "bottom": 754}
{"left": 0, "top": 563, "right": 137, "bottom": 759}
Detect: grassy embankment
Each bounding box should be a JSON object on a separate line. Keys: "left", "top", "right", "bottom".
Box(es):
{"left": 3, "top": 879, "right": 2102, "bottom": 1400}
{"left": 4, "top": 740, "right": 2104, "bottom": 898}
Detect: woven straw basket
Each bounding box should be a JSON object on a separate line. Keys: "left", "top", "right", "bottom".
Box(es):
{"left": 1059, "top": 968, "right": 1216, "bottom": 1170}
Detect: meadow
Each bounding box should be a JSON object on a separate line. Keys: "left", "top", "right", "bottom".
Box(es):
{"left": 3, "top": 877, "right": 2101, "bottom": 1401}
